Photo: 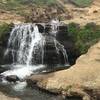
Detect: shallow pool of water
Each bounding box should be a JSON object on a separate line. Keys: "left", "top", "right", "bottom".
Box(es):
{"left": 0, "top": 81, "right": 82, "bottom": 100}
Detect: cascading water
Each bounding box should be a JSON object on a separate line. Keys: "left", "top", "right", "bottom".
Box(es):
{"left": 1, "top": 20, "right": 69, "bottom": 81}
{"left": 0, "top": 20, "right": 69, "bottom": 94}
{"left": 50, "top": 19, "right": 60, "bottom": 36}
{"left": 5, "top": 24, "right": 44, "bottom": 65}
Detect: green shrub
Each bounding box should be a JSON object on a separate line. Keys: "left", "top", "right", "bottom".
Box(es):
{"left": 0, "top": 0, "right": 56, "bottom": 9}
{"left": 32, "top": 0, "right": 56, "bottom": 5}
{"left": 0, "top": 23, "right": 13, "bottom": 45}
{"left": 70, "top": 0, "right": 93, "bottom": 7}
{"left": 68, "top": 22, "right": 80, "bottom": 41}
{"left": 68, "top": 22, "right": 100, "bottom": 54}
{"left": 0, "top": 0, "right": 57, "bottom": 17}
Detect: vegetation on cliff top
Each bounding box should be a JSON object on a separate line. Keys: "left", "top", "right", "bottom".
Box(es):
{"left": 68, "top": 22, "right": 100, "bottom": 54}
{"left": 70, "top": 0, "right": 93, "bottom": 7}
{"left": 0, "top": 0, "right": 56, "bottom": 10}
{"left": 0, "top": 0, "right": 93, "bottom": 14}
{"left": 0, "top": 22, "right": 100, "bottom": 55}
{"left": 0, "top": 23, "right": 13, "bottom": 46}
{"left": 0, "top": 0, "right": 57, "bottom": 17}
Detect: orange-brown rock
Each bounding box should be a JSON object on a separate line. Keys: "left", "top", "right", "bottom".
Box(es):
{"left": 0, "top": 92, "right": 20, "bottom": 100}
{"left": 0, "top": 10, "right": 24, "bottom": 24}
{"left": 27, "top": 41, "right": 100, "bottom": 100}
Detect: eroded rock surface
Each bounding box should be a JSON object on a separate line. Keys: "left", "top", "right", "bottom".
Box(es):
{"left": 27, "top": 41, "right": 100, "bottom": 100}
{"left": 0, "top": 92, "right": 20, "bottom": 100}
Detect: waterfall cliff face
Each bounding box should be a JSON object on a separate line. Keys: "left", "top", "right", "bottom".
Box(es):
{"left": 5, "top": 24, "right": 44, "bottom": 65}
{"left": 4, "top": 22, "right": 69, "bottom": 71}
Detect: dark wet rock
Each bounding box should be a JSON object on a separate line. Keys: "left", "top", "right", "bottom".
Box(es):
{"left": 0, "top": 65, "right": 11, "bottom": 73}
{"left": 0, "top": 75, "right": 4, "bottom": 81}
{"left": 65, "top": 96, "right": 82, "bottom": 100}
{"left": 3, "top": 50, "right": 16, "bottom": 65}
{"left": 0, "top": 46, "right": 5, "bottom": 65}
{"left": 56, "top": 25, "right": 81, "bottom": 65}
{"left": 0, "top": 75, "right": 4, "bottom": 78}
{"left": 58, "top": 25, "right": 68, "bottom": 32}
{"left": 45, "top": 25, "right": 52, "bottom": 34}
{"left": 5, "top": 75, "right": 20, "bottom": 82}
{"left": 36, "top": 24, "right": 44, "bottom": 33}
{"left": 0, "top": 67, "right": 8, "bottom": 74}
{"left": 0, "top": 47, "right": 15, "bottom": 65}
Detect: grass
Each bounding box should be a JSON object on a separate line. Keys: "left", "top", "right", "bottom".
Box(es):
{"left": 31, "top": 0, "right": 56, "bottom": 5}
{"left": 0, "top": 0, "right": 56, "bottom": 10}
{"left": 0, "top": 0, "right": 57, "bottom": 17}
{"left": 70, "top": 0, "right": 93, "bottom": 7}
{"left": 67, "top": 22, "right": 100, "bottom": 54}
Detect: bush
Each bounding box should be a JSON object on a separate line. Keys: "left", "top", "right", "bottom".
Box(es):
{"left": 0, "top": 23, "right": 13, "bottom": 46}
{"left": 70, "top": 0, "right": 93, "bottom": 7}
{"left": 30, "top": 0, "right": 56, "bottom": 5}
{"left": 68, "top": 22, "right": 100, "bottom": 54}
{"left": 67, "top": 22, "right": 80, "bottom": 41}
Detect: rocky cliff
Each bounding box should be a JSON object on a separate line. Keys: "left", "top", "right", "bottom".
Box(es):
{"left": 62, "top": 0, "right": 100, "bottom": 25}
{"left": 27, "top": 41, "right": 100, "bottom": 100}
{"left": 0, "top": 0, "right": 100, "bottom": 25}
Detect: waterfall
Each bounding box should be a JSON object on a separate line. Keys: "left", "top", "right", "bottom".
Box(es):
{"left": 50, "top": 19, "right": 60, "bottom": 36}
{"left": 2, "top": 22, "right": 69, "bottom": 79}
{"left": 5, "top": 24, "right": 44, "bottom": 65}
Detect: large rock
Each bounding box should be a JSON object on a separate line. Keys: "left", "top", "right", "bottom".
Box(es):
{"left": 0, "top": 46, "right": 5, "bottom": 65}
{"left": 5, "top": 75, "right": 20, "bottom": 83}
{"left": 26, "top": 5, "right": 69, "bottom": 23}
{"left": 27, "top": 41, "right": 100, "bottom": 100}
{"left": 0, "top": 91, "right": 20, "bottom": 100}
{"left": 0, "top": 66, "right": 10, "bottom": 73}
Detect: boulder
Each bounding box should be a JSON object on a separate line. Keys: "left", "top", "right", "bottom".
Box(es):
{"left": 0, "top": 65, "right": 11, "bottom": 74}
{"left": 27, "top": 41, "right": 100, "bottom": 100}
{"left": 0, "top": 67, "right": 7, "bottom": 74}
{"left": 36, "top": 24, "right": 44, "bottom": 33}
{"left": 0, "top": 46, "right": 5, "bottom": 65}
{"left": 0, "top": 91, "right": 20, "bottom": 100}
{"left": 0, "top": 75, "right": 4, "bottom": 81}
{"left": 5, "top": 75, "right": 20, "bottom": 83}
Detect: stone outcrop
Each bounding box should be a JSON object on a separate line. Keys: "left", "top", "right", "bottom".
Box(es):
{"left": 60, "top": 0, "right": 100, "bottom": 25}
{"left": 0, "top": 10, "right": 24, "bottom": 24}
{"left": 0, "top": 92, "right": 20, "bottom": 100}
{"left": 5, "top": 75, "right": 20, "bottom": 83}
{"left": 27, "top": 41, "right": 100, "bottom": 100}
{"left": 26, "top": 5, "right": 70, "bottom": 23}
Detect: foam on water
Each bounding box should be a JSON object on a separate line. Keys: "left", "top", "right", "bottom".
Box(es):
{"left": 13, "top": 81, "right": 27, "bottom": 91}
{"left": 1, "top": 65, "right": 45, "bottom": 79}
{"left": 50, "top": 19, "right": 60, "bottom": 35}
